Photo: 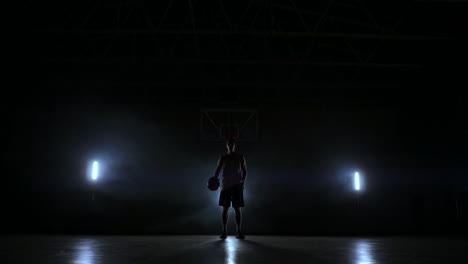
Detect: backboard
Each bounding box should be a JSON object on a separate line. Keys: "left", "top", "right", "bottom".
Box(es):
{"left": 200, "top": 108, "right": 259, "bottom": 142}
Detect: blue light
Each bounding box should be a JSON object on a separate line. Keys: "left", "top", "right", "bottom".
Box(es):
{"left": 354, "top": 240, "right": 374, "bottom": 264}
{"left": 354, "top": 172, "right": 361, "bottom": 191}
{"left": 74, "top": 239, "right": 96, "bottom": 264}
{"left": 91, "top": 161, "right": 99, "bottom": 181}
{"left": 225, "top": 237, "right": 239, "bottom": 264}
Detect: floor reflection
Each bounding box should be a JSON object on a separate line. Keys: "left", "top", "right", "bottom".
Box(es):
{"left": 224, "top": 238, "right": 239, "bottom": 264}
{"left": 73, "top": 239, "right": 99, "bottom": 264}
{"left": 353, "top": 240, "right": 375, "bottom": 264}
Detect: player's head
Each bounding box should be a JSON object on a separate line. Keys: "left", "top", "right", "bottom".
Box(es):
{"left": 226, "top": 138, "right": 236, "bottom": 153}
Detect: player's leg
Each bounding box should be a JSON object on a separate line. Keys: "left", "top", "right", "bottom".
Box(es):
{"left": 219, "top": 189, "right": 229, "bottom": 239}
{"left": 222, "top": 206, "right": 229, "bottom": 232}
{"left": 232, "top": 184, "right": 245, "bottom": 239}
{"left": 220, "top": 206, "right": 229, "bottom": 239}
{"left": 233, "top": 206, "right": 242, "bottom": 231}
{"left": 233, "top": 206, "right": 244, "bottom": 239}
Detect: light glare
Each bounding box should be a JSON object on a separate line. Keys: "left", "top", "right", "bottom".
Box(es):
{"left": 225, "top": 237, "right": 238, "bottom": 264}
{"left": 91, "top": 161, "right": 99, "bottom": 181}
{"left": 354, "top": 240, "right": 374, "bottom": 264}
{"left": 354, "top": 172, "right": 361, "bottom": 191}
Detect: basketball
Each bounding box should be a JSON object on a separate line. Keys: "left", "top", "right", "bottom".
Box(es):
{"left": 207, "top": 176, "right": 220, "bottom": 191}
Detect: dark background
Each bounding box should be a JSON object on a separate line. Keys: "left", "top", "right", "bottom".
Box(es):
{"left": 4, "top": 0, "right": 467, "bottom": 235}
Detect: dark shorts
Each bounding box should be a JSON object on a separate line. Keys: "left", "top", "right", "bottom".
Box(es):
{"left": 219, "top": 184, "right": 244, "bottom": 208}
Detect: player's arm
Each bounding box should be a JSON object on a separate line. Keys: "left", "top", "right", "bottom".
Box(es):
{"left": 241, "top": 155, "right": 247, "bottom": 184}
{"left": 214, "top": 156, "right": 224, "bottom": 178}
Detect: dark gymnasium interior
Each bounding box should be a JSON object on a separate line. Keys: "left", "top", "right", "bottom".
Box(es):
{"left": 4, "top": 0, "right": 468, "bottom": 263}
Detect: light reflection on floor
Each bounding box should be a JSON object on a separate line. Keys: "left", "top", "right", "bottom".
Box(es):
{"left": 4, "top": 236, "right": 466, "bottom": 264}
{"left": 73, "top": 239, "right": 98, "bottom": 264}
{"left": 353, "top": 240, "right": 375, "bottom": 264}
{"left": 224, "top": 237, "right": 239, "bottom": 264}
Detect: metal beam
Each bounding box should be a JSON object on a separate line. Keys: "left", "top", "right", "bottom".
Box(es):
{"left": 40, "top": 29, "right": 447, "bottom": 40}
{"left": 41, "top": 57, "right": 422, "bottom": 68}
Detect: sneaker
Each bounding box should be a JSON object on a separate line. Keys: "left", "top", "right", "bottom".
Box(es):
{"left": 219, "top": 231, "right": 227, "bottom": 239}
{"left": 236, "top": 230, "right": 245, "bottom": 239}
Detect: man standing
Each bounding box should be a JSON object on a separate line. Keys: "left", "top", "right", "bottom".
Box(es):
{"left": 214, "top": 138, "right": 247, "bottom": 239}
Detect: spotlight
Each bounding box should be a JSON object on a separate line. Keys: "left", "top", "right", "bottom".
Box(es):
{"left": 354, "top": 172, "right": 361, "bottom": 191}
{"left": 91, "top": 161, "right": 99, "bottom": 181}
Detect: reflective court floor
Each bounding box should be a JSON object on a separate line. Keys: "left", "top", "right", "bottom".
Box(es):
{"left": 2, "top": 235, "right": 467, "bottom": 264}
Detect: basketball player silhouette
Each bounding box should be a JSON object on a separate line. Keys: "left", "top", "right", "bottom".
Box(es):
{"left": 214, "top": 138, "right": 247, "bottom": 239}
